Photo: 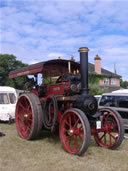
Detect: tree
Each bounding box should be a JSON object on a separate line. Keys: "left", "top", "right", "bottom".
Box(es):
{"left": 89, "top": 83, "right": 107, "bottom": 95}
{"left": 120, "top": 79, "right": 128, "bottom": 89}
{"left": 88, "top": 73, "right": 107, "bottom": 95}
{"left": 0, "top": 54, "right": 28, "bottom": 89}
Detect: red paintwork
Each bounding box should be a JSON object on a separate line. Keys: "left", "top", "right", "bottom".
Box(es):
{"left": 47, "top": 81, "right": 70, "bottom": 96}
{"left": 29, "top": 80, "right": 71, "bottom": 97}
{"left": 15, "top": 95, "right": 33, "bottom": 139}
{"left": 9, "top": 66, "right": 43, "bottom": 78}
{"left": 57, "top": 111, "right": 62, "bottom": 123}
{"left": 93, "top": 108, "right": 120, "bottom": 148}
{"left": 59, "top": 109, "right": 86, "bottom": 154}
{"left": 31, "top": 89, "right": 39, "bottom": 96}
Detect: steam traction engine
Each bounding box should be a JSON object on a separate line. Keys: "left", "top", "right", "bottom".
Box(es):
{"left": 9, "top": 47, "right": 124, "bottom": 155}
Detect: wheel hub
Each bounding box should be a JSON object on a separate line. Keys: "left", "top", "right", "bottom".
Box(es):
{"left": 68, "top": 129, "right": 74, "bottom": 136}
{"left": 24, "top": 114, "right": 28, "bottom": 118}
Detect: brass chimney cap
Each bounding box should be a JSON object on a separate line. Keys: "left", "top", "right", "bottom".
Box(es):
{"left": 78, "top": 47, "right": 89, "bottom": 52}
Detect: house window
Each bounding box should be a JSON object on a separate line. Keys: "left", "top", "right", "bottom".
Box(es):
{"left": 111, "top": 78, "right": 116, "bottom": 85}
{"left": 104, "top": 78, "right": 109, "bottom": 85}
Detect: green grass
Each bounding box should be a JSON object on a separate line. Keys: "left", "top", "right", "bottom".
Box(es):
{"left": 0, "top": 123, "right": 128, "bottom": 171}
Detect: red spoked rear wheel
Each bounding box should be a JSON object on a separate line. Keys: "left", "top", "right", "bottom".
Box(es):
{"left": 59, "top": 108, "right": 91, "bottom": 155}
{"left": 94, "top": 108, "right": 124, "bottom": 149}
{"left": 15, "top": 93, "right": 43, "bottom": 140}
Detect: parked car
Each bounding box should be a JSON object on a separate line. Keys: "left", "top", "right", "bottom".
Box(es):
{"left": 94, "top": 95, "right": 101, "bottom": 102}
{"left": 112, "top": 89, "right": 128, "bottom": 93}
{"left": 0, "top": 86, "right": 17, "bottom": 123}
{"left": 98, "top": 93, "right": 128, "bottom": 130}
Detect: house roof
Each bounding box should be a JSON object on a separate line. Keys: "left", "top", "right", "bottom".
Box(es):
{"left": 88, "top": 63, "right": 121, "bottom": 78}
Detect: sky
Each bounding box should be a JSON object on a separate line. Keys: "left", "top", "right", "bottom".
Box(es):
{"left": 0, "top": 0, "right": 128, "bottom": 80}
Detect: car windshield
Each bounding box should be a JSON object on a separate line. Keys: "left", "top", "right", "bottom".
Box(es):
{"left": 0, "top": 93, "right": 9, "bottom": 104}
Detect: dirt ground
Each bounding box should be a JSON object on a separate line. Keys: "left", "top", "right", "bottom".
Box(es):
{"left": 0, "top": 123, "right": 128, "bottom": 171}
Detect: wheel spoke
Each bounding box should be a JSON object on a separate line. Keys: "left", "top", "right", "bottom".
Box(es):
{"left": 20, "top": 123, "right": 27, "bottom": 132}
{"left": 111, "top": 123, "right": 118, "bottom": 129}
{"left": 17, "top": 114, "right": 24, "bottom": 122}
{"left": 65, "top": 120, "right": 70, "bottom": 127}
{"left": 26, "top": 120, "right": 32, "bottom": 128}
{"left": 72, "top": 135, "right": 78, "bottom": 151}
{"left": 110, "top": 128, "right": 119, "bottom": 134}
{"left": 73, "top": 135, "right": 80, "bottom": 150}
{"left": 19, "top": 119, "right": 31, "bottom": 137}
{"left": 107, "top": 131, "right": 117, "bottom": 142}
{"left": 79, "top": 125, "right": 83, "bottom": 130}
{"left": 68, "top": 115, "right": 72, "bottom": 127}
{"left": 99, "top": 132, "right": 106, "bottom": 141}
{"left": 23, "top": 128, "right": 29, "bottom": 137}
{"left": 73, "top": 113, "right": 77, "bottom": 123}
{"left": 104, "top": 112, "right": 109, "bottom": 125}
{"left": 78, "top": 134, "right": 83, "bottom": 142}
{"left": 19, "top": 102, "right": 26, "bottom": 111}
{"left": 73, "top": 118, "right": 80, "bottom": 128}
{"left": 66, "top": 136, "right": 72, "bottom": 146}
{"left": 27, "top": 116, "right": 32, "bottom": 122}
{"left": 27, "top": 105, "right": 32, "bottom": 114}
{"left": 109, "top": 116, "right": 115, "bottom": 125}
{"left": 24, "top": 97, "right": 29, "bottom": 107}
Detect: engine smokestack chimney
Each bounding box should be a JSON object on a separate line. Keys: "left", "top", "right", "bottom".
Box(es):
{"left": 78, "top": 47, "right": 89, "bottom": 95}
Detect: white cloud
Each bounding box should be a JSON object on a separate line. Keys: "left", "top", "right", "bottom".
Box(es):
{"left": 48, "top": 52, "right": 65, "bottom": 59}
{"left": 1, "top": 0, "right": 128, "bottom": 81}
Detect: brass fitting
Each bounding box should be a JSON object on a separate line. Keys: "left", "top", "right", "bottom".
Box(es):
{"left": 78, "top": 47, "right": 89, "bottom": 52}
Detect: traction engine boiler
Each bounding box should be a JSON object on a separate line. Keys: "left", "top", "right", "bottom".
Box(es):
{"left": 9, "top": 47, "right": 124, "bottom": 155}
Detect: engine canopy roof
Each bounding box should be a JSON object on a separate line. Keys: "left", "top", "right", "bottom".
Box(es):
{"left": 9, "top": 59, "right": 80, "bottom": 78}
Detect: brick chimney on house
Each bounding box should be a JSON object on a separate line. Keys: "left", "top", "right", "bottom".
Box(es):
{"left": 94, "top": 54, "right": 101, "bottom": 74}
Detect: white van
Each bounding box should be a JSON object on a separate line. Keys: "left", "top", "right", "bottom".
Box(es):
{"left": 0, "top": 86, "right": 17, "bottom": 122}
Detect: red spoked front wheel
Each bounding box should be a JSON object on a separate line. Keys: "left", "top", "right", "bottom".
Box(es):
{"left": 94, "top": 108, "right": 124, "bottom": 149}
{"left": 59, "top": 108, "right": 91, "bottom": 155}
{"left": 15, "top": 93, "right": 43, "bottom": 140}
